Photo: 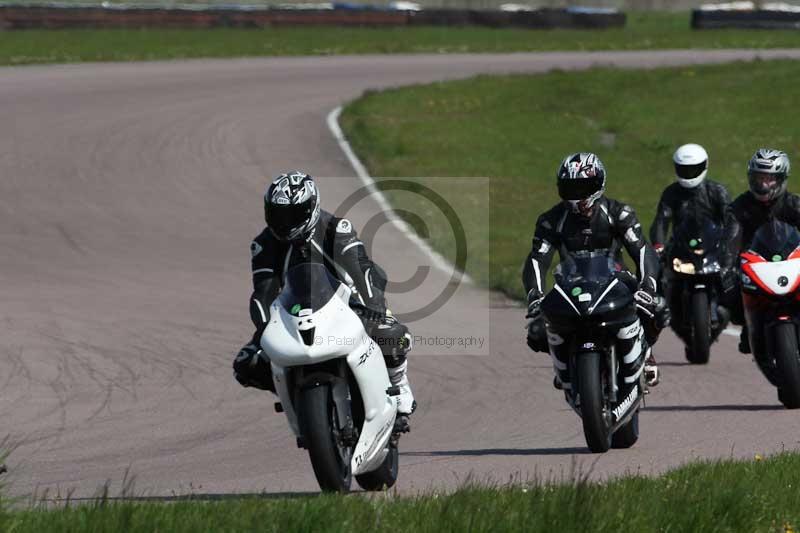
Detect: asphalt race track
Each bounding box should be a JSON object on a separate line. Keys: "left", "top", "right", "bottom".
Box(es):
{"left": 3, "top": 49, "right": 800, "bottom": 498}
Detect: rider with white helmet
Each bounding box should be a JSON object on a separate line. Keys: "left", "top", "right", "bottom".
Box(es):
{"left": 650, "top": 143, "right": 736, "bottom": 262}
{"left": 650, "top": 144, "right": 738, "bottom": 358}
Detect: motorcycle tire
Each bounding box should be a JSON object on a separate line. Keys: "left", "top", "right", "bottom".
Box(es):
{"left": 686, "top": 291, "right": 711, "bottom": 365}
{"left": 577, "top": 352, "right": 612, "bottom": 453}
{"left": 355, "top": 442, "right": 399, "bottom": 491}
{"left": 301, "top": 384, "right": 353, "bottom": 492}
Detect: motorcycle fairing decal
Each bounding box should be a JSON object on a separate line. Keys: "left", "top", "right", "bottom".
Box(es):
{"left": 616, "top": 320, "right": 640, "bottom": 340}
{"left": 554, "top": 284, "right": 581, "bottom": 315}
{"left": 624, "top": 360, "right": 645, "bottom": 383}
{"left": 612, "top": 386, "right": 639, "bottom": 421}
{"left": 588, "top": 278, "right": 619, "bottom": 315}
{"left": 746, "top": 259, "right": 800, "bottom": 296}
{"left": 789, "top": 247, "right": 800, "bottom": 260}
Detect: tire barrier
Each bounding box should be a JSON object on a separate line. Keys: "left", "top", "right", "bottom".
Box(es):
{"left": 692, "top": 9, "right": 800, "bottom": 30}
{"left": 0, "top": 4, "right": 625, "bottom": 30}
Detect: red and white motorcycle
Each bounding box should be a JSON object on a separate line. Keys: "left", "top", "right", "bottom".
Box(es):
{"left": 740, "top": 219, "right": 800, "bottom": 408}
{"left": 261, "top": 262, "right": 401, "bottom": 492}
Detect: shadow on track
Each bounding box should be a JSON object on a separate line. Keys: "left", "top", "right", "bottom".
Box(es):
{"left": 644, "top": 404, "right": 781, "bottom": 412}
{"left": 403, "top": 447, "right": 589, "bottom": 457}
{"left": 36, "top": 492, "right": 319, "bottom": 504}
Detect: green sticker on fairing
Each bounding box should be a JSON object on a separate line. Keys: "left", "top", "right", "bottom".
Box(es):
{"left": 772, "top": 254, "right": 783, "bottom": 262}
{"left": 571, "top": 287, "right": 582, "bottom": 297}
{"left": 689, "top": 239, "right": 698, "bottom": 248}
{"left": 291, "top": 304, "right": 302, "bottom": 315}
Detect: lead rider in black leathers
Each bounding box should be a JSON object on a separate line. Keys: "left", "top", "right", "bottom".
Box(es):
{"left": 523, "top": 153, "right": 668, "bottom": 390}
{"left": 233, "top": 172, "right": 416, "bottom": 423}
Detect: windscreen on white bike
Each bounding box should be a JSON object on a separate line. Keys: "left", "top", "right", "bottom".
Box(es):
{"left": 278, "top": 263, "right": 342, "bottom": 315}
{"left": 749, "top": 220, "right": 800, "bottom": 261}
{"left": 554, "top": 252, "right": 618, "bottom": 285}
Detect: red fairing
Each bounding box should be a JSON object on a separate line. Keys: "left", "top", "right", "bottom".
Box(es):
{"left": 741, "top": 251, "right": 772, "bottom": 293}
{"left": 789, "top": 247, "right": 800, "bottom": 260}
{"left": 740, "top": 251, "right": 766, "bottom": 264}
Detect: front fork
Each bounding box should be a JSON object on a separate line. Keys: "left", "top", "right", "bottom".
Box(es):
{"left": 568, "top": 344, "right": 618, "bottom": 406}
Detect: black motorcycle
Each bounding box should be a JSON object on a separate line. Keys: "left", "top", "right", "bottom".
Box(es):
{"left": 541, "top": 252, "right": 644, "bottom": 453}
{"left": 665, "top": 217, "right": 728, "bottom": 364}
{"left": 740, "top": 220, "right": 800, "bottom": 409}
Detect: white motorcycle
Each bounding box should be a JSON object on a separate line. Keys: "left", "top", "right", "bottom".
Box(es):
{"left": 261, "top": 262, "right": 401, "bottom": 492}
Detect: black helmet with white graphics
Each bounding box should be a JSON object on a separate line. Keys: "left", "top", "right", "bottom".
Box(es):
{"left": 673, "top": 143, "right": 708, "bottom": 189}
{"left": 748, "top": 148, "right": 791, "bottom": 203}
{"left": 557, "top": 152, "right": 606, "bottom": 216}
{"left": 264, "top": 172, "right": 321, "bottom": 242}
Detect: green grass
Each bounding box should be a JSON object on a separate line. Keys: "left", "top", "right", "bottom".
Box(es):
{"left": 2, "top": 453, "right": 800, "bottom": 532}
{"left": 340, "top": 59, "right": 800, "bottom": 298}
{"left": 1, "top": 12, "right": 800, "bottom": 66}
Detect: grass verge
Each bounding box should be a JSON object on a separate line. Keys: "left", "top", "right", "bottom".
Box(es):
{"left": 340, "top": 59, "right": 800, "bottom": 298}
{"left": 1, "top": 12, "right": 800, "bottom": 66}
{"left": 1, "top": 453, "right": 800, "bottom": 531}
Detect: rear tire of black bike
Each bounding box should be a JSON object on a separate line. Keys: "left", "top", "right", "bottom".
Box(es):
{"left": 611, "top": 410, "right": 639, "bottom": 449}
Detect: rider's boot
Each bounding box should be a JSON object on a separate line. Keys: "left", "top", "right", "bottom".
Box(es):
{"left": 644, "top": 346, "right": 660, "bottom": 387}
{"left": 388, "top": 361, "right": 416, "bottom": 432}
{"left": 547, "top": 330, "right": 570, "bottom": 391}
{"left": 388, "top": 361, "right": 416, "bottom": 414}
{"left": 738, "top": 324, "right": 751, "bottom": 354}
{"left": 233, "top": 343, "right": 276, "bottom": 393}
{"left": 715, "top": 304, "right": 731, "bottom": 332}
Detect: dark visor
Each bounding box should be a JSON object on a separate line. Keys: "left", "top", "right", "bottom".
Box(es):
{"left": 266, "top": 200, "right": 315, "bottom": 238}
{"left": 675, "top": 161, "right": 707, "bottom": 180}
{"left": 558, "top": 176, "right": 604, "bottom": 201}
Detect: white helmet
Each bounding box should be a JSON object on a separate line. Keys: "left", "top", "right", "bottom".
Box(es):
{"left": 673, "top": 143, "right": 708, "bottom": 189}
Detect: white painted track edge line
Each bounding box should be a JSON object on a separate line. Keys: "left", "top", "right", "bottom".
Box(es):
{"left": 326, "top": 106, "right": 473, "bottom": 284}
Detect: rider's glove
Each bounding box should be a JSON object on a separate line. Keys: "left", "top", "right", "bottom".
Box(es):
{"left": 720, "top": 265, "right": 738, "bottom": 294}
{"left": 525, "top": 295, "right": 548, "bottom": 353}
{"left": 653, "top": 243, "right": 665, "bottom": 256}
{"left": 525, "top": 296, "right": 544, "bottom": 324}
{"left": 635, "top": 277, "right": 659, "bottom": 318}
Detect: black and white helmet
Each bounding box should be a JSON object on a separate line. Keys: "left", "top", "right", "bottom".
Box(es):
{"left": 264, "top": 172, "right": 321, "bottom": 242}
{"left": 673, "top": 143, "right": 708, "bottom": 189}
{"left": 557, "top": 152, "right": 606, "bottom": 216}
{"left": 748, "top": 148, "right": 791, "bottom": 203}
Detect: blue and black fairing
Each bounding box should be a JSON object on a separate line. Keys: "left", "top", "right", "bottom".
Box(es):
{"left": 541, "top": 252, "right": 636, "bottom": 333}
{"left": 749, "top": 219, "right": 800, "bottom": 262}
{"left": 669, "top": 217, "right": 723, "bottom": 276}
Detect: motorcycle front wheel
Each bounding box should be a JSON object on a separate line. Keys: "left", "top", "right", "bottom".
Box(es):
{"left": 301, "top": 385, "right": 353, "bottom": 492}
{"left": 686, "top": 290, "right": 711, "bottom": 364}
{"left": 773, "top": 322, "right": 800, "bottom": 409}
{"left": 577, "top": 352, "right": 612, "bottom": 453}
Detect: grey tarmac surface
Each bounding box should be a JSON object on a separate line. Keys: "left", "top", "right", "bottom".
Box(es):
{"left": 2, "top": 49, "right": 800, "bottom": 498}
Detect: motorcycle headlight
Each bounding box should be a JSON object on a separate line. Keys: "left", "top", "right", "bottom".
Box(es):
{"left": 673, "top": 258, "right": 696, "bottom": 275}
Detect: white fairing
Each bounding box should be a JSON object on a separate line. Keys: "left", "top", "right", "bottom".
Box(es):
{"left": 749, "top": 259, "right": 800, "bottom": 295}
{"left": 262, "top": 283, "right": 397, "bottom": 476}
